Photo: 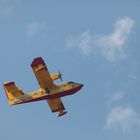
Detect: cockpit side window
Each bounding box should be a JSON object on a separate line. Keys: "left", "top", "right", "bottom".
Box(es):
{"left": 68, "top": 81, "right": 74, "bottom": 84}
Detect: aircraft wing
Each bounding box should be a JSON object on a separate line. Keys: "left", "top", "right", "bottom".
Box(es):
{"left": 47, "top": 98, "right": 67, "bottom": 117}
{"left": 31, "top": 57, "right": 57, "bottom": 89}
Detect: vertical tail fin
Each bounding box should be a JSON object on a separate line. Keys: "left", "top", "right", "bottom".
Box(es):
{"left": 3, "top": 82, "right": 24, "bottom": 101}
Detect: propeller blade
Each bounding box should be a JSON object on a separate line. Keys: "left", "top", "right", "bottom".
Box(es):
{"left": 58, "top": 70, "right": 63, "bottom": 82}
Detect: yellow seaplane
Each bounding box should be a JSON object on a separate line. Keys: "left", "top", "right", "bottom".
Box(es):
{"left": 3, "top": 57, "right": 83, "bottom": 117}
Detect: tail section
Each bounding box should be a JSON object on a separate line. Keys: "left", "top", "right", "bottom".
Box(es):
{"left": 3, "top": 82, "right": 24, "bottom": 102}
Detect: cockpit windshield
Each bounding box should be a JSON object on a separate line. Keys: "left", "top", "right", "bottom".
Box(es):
{"left": 68, "top": 81, "right": 74, "bottom": 84}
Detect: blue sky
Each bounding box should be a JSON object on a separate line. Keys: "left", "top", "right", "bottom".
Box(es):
{"left": 0, "top": 0, "right": 140, "bottom": 140}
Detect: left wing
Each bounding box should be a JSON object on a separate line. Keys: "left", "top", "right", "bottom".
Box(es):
{"left": 31, "top": 57, "right": 57, "bottom": 89}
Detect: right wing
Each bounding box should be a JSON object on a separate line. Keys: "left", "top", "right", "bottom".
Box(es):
{"left": 31, "top": 57, "right": 56, "bottom": 89}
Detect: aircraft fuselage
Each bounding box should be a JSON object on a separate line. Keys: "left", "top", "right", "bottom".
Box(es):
{"left": 9, "top": 82, "right": 83, "bottom": 105}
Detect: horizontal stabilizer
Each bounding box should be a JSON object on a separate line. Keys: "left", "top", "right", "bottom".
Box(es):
{"left": 3, "top": 82, "right": 24, "bottom": 101}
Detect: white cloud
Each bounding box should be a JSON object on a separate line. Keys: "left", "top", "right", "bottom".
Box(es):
{"left": 67, "top": 17, "right": 135, "bottom": 62}
{"left": 25, "top": 22, "right": 46, "bottom": 37}
{"left": 98, "top": 17, "right": 134, "bottom": 62}
{"left": 67, "top": 31, "right": 93, "bottom": 55}
{"left": 106, "top": 106, "right": 140, "bottom": 132}
{"left": 0, "top": 0, "right": 20, "bottom": 16}
{"left": 107, "top": 92, "right": 125, "bottom": 107}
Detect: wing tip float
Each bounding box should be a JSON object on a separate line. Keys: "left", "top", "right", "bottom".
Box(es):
{"left": 57, "top": 110, "right": 67, "bottom": 117}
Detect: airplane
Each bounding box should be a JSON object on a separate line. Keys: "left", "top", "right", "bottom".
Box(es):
{"left": 3, "top": 57, "right": 83, "bottom": 117}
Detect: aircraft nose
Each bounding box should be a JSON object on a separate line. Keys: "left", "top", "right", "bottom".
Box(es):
{"left": 81, "top": 84, "right": 84, "bottom": 87}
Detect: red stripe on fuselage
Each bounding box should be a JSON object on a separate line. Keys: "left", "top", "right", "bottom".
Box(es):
{"left": 14, "top": 85, "right": 82, "bottom": 105}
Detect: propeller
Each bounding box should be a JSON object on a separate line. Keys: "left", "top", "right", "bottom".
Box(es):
{"left": 58, "top": 70, "right": 63, "bottom": 82}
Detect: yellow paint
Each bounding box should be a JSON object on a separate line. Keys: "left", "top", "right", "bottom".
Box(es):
{"left": 3, "top": 57, "right": 83, "bottom": 117}
{"left": 32, "top": 62, "right": 57, "bottom": 89}
{"left": 50, "top": 74, "right": 60, "bottom": 81}
{"left": 47, "top": 98, "right": 65, "bottom": 112}
{"left": 3, "top": 82, "right": 24, "bottom": 101}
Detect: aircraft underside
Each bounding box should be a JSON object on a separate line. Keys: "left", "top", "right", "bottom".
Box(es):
{"left": 11, "top": 85, "right": 82, "bottom": 105}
